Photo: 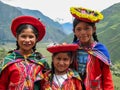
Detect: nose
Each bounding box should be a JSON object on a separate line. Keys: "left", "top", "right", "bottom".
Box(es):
{"left": 59, "top": 60, "right": 64, "bottom": 65}
{"left": 24, "top": 37, "right": 31, "bottom": 42}
{"left": 80, "top": 29, "right": 86, "bottom": 35}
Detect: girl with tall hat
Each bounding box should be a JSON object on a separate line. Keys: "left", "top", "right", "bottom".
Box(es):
{"left": 0, "top": 15, "right": 50, "bottom": 90}
{"left": 70, "top": 7, "right": 114, "bottom": 90}
{"left": 35, "top": 43, "right": 82, "bottom": 90}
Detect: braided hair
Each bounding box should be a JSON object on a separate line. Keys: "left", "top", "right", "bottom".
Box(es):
{"left": 72, "top": 18, "right": 99, "bottom": 42}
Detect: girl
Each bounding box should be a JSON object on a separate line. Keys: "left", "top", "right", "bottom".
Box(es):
{"left": 0, "top": 15, "right": 49, "bottom": 90}
{"left": 35, "top": 43, "right": 82, "bottom": 90}
{"left": 70, "top": 7, "right": 114, "bottom": 90}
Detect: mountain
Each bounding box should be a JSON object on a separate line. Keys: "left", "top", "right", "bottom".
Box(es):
{"left": 0, "top": 1, "right": 66, "bottom": 43}
{"left": 0, "top": 1, "right": 23, "bottom": 43}
{"left": 62, "top": 2, "right": 120, "bottom": 64}
{"left": 61, "top": 22, "right": 72, "bottom": 35}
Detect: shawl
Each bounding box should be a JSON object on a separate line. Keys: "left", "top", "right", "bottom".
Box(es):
{"left": 73, "top": 41, "right": 112, "bottom": 65}
{"left": 0, "top": 50, "right": 49, "bottom": 73}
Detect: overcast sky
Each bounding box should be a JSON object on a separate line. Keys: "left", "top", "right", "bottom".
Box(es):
{"left": 1, "top": 0, "right": 120, "bottom": 23}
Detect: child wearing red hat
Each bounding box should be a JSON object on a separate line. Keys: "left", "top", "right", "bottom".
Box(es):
{"left": 70, "top": 7, "right": 114, "bottom": 90}
{"left": 34, "top": 43, "right": 82, "bottom": 90}
{"left": 0, "top": 15, "right": 49, "bottom": 90}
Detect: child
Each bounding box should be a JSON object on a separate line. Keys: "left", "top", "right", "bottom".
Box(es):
{"left": 0, "top": 15, "right": 49, "bottom": 90}
{"left": 35, "top": 43, "right": 82, "bottom": 90}
{"left": 70, "top": 7, "right": 114, "bottom": 90}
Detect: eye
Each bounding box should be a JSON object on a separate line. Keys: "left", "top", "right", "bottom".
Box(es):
{"left": 76, "top": 28, "right": 82, "bottom": 31}
{"left": 56, "top": 57, "right": 61, "bottom": 61}
{"left": 29, "top": 35, "right": 35, "bottom": 38}
{"left": 85, "top": 27, "right": 90, "bottom": 30}
{"left": 20, "top": 35, "right": 26, "bottom": 38}
{"left": 63, "top": 58, "right": 69, "bottom": 62}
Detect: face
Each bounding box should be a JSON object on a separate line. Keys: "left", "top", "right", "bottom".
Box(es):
{"left": 17, "top": 28, "right": 37, "bottom": 53}
{"left": 52, "top": 52, "right": 72, "bottom": 75}
{"left": 74, "top": 21, "right": 96, "bottom": 45}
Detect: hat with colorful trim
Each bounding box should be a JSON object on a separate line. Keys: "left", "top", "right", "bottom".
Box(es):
{"left": 70, "top": 7, "right": 104, "bottom": 23}
{"left": 11, "top": 15, "right": 46, "bottom": 41}
{"left": 47, "top": 43, "right": 79, "bottom": 53}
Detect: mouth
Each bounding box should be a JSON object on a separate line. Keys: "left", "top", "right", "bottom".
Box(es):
{"left": 79, "top": 36, "right": 87, "bottom": 40}
{"left": 23, "top": 43, "right": 32, "bottom": 47}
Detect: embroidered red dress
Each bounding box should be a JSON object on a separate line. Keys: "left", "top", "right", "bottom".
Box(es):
{"left": 74, "top": 41, "right": 114, "bottom": 90}
{"left": 0, "top": 51, "right": 49, "bottom": 90}
{"left": 38, "top": 69, "right": 82, "bottom": 90}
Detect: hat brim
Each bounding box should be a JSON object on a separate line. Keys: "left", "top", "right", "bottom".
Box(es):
{"left": 47, "top": 44, "right": 79, "bottom": 53}
{"left": 11, "top": 15, "right": 45, "bottom": 41}
{"left": 71, "top": 14, "right": 99, "bottom": 23}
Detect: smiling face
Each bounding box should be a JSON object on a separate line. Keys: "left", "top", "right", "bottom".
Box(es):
{"left": 52, "top": 52, "right": 72, "bottom": 75}
{"left": 74, "top": 21, "right": 96, "bottom": 45}
{"left": 17, "top": 28, "right": 37, "bottom": 54}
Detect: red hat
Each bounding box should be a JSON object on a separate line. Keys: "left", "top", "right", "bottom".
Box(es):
{"left": 47, "top": 43, "right": 79, "bottom": 53}
{"left": 11, "top": 15, "right": 46, "bottom": 41}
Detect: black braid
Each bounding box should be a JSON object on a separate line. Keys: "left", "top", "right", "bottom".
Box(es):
{"left": 34, "top": 52, "right": 43, "bottom": 60}
{"left": 50, "top": 62, "right": 54, "bottom": 86}
{"left": 73, "top": 35, "right": 78, "bottom": 43}
{"left": 69, "top": 51, "right": 78, "bottom": 71}
{"left": 93, "top": 32, "right": 99, "bottom": 42}
{"left": 16, "top": 41, "right": 19, "bottom": 50}
{"left": 32, "top": 43, "right": 37, "bottom": 52}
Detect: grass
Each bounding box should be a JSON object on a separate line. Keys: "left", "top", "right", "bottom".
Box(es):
{"left": 37, "top": 43, "right": 52, "bottom": 65}
{"left": 113, "top": 75, "right": 120, "bottom": 90}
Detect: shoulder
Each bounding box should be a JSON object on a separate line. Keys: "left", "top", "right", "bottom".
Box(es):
{"left": 1, "top": 51, "right": 23, "bottom": 70}
{"left": 94, "top": 42, "right": 110, "bottom": 58}
{"left": 94, "top": 42, "right": 108, "bottom": 50}
{"left": 68, "top": 69, "right": 81, "bottom": 81}
{"left": 3, "top": 52, "right": 17, "bottom": 64}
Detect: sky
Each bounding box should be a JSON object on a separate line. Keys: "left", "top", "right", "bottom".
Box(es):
{"left": 1, "top": 0, "right": 120, "bottom": 23}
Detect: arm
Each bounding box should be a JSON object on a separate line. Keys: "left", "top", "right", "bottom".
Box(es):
{"left": 40, "top": 58, "right": 50, "bottom": 73}
{"left": 101, "top": 61, "right": 114, "bottom": 90}
{"left": 0, "top": 67, "right": 10, "bottom": 90}
{"left": 73, "top": 78, "right": 82, "bottom": 90}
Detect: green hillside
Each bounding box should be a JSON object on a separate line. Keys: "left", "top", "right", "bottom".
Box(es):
{"left": 62, "top": 2, "right": 120, "bottom": 64}
{"left": 97, "top": 2, "right": 120, "bottom": 63}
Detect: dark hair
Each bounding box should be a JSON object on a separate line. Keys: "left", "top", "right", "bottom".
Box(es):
{"left": 16, "top": 24, "right": 39, "bottom": 39}
{"left": 73, "top": 18, "right": 99, "bottom": 42}
{"left": 8, "top": 24, "right": 39, "bottom": 53}
{"left": 49, "top": 51, "right": 74, "bottom": 86}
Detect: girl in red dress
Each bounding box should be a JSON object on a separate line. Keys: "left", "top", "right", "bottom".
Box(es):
{"left": 70, "top": 7, "right": 114, "bottom": 90}
{"left": 0, "top": 15, "right": 49, "bottom": 90}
